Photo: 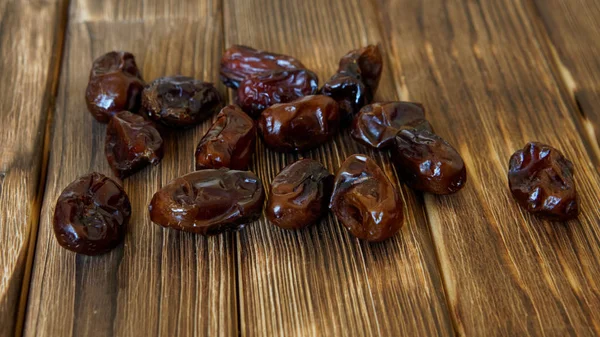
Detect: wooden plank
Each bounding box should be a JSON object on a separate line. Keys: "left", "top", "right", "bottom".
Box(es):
{"left": 223, "top": 0, "right": 454, "bottom": 336}
{"left": 531, "top": 0, "right": 600, "bottom": 165}
{"left": 0, "top": 0, "right": 68, "bottom": 335}
{"left": 23, "top": 1, "right": 237, "bottom": 336}
{"left": 375, "top": 0, "right": 600, "bottom": 335}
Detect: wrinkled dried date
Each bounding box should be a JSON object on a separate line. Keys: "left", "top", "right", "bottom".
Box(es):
{"left": 142, "top": 76, "right": 224, "bottom": 128}
{"left": 508, "top": 142, "right": 578, "bottom": 221}
{"left": 330, "top": 154, "right": 403, "bottom": 242}
{"left": 237, "top": 69, "right": 318, "bottom": 118}
{"left": 338, "top": 44, "right": 383, "bottom": 96}
{"left": 220, "top": 45, "right": 306, "bottom": 88}
{"left": 195, "top": 105, "right": 256, "bottom": 170}
{"left": 352, "top": 102, "right": 432, "bottom": 149}
{"left": 149, "top": 169, "right": 265, "bottom": 235}
{"left": 258, "top": 95, "right": 340, "bottom": 152}
{"left": 320, "top": 72, "right": 367, "bottom": 123}
{"left": 392, "top": 129, "right": 466, "bottom": 194}
{"left": 266, "top": 159, "right": 334, "bottom": 230}
{"left": 85, "top": 51, "right": 145, "bottom": 123}
{"left": 53, "top": 172, "right": 131, "bottom": 255}
{"left": 105, "top": 111, "right": 164, "bottom": 179}
{"left": 320, "top": 45, "right": 382, "bottom": 123}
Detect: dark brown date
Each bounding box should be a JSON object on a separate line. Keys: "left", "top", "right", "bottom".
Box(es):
{"left": 266, "top": 159, "right": 334, "bottom": 230}
{"left": 53, "top": 172, "right": 131, "bottom": 255}
{"left": 85, "top": 51, "right": 145, "bottom": 123}
{"left": 320, "top": 72, "right": 367, "bottom": 124}
{"left": 220, "top": 45, "right": 306, "bottom": 88}
{"left": 105, "top": 111, "right": 164, "bottom": 179}
{"left": 149, "top": 169, "right": 265, "bottom": 235}
{"left": 329, "top": 154, "right": 403, "bottom": 242}
{"left": 508, "top": 142, "right": 578, "bottom": 221}
{"left": 195, "top": 105, "right": 256, "bottom": 170}
{"left": 338, "top": 44, "right": 383, "bottom": 96}
{"left": 142, "top": 76, "right": 224, "bottom": 128}
{"left": 392, "top": 129, "right": 466, "bottom": 194}
{"left": 351, "top": 102, "right": 432, "bottom": 149}
{"left": 257, "top": 95, "right": 340, "bottom": 152}
{"left": 237, "top": 69, "right": 318, "bottom": 118}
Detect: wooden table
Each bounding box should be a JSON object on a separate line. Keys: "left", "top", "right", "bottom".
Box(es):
{"left": 1, "top": 0, "right": 600, "bottom": 336}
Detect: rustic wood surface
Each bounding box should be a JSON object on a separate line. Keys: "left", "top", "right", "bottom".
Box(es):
{"left": 224, "top": 0, "right": 454, "bottom": 335}
{"left": 376, "top": 0, "right": 600, "bottom": 335}
{"left": 0, "top": 0, "right": 68, "bottom": 335}
{"left": 0, "top": 0, "right": 599, "bottom": 336}
{"left": 531, "top": 0, "right": 600, "bottom": 165}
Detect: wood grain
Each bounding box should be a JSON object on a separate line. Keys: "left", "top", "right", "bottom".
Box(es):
{"left": 224, "top": 0, "right": 454, "bottom": 336}
{"left": 375, "top": 0, "right": 600, "bottom": 335}
{"left": 23, "top": 1, "right": 237, "bottom": 336}
{"left": 531, "top": 0, "right": 600, "bottom": 164}
{"left": 0, "top": 0, "right": 68, "bottom": 335}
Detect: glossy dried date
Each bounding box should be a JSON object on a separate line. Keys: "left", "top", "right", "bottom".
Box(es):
{"left": 320, "top": 72, "right": 367, "bottom": 124}
{"left": 149, "top": 169, "right": 265, "bottom": 235}
{"left": 237, "top": 69, "right": 318, "bottom": 118}
{"left": 105, "top": 111, "right": 164, "bottom": 179}
{"left": 53, "top": 172, "right": 131, "bottom": 255}
{"left": 330, "top": 154, "right": 403, "bottom": 242}
{"left": 266, "top": 159, "right": 334, "bottom": 230}
{"left": 195, "top": 105, "right": 256, "bottom": 170}
{"left": 351, "top": 102, "right": 432, "bottom": 149}
{"left": 258, "top": 95, "right": 340, "bottom": 152}
{"left": 85, "top": 51, "right": 145, "bottom": 123}
{"left": 338, "top": 44, "right": 383, "bottom": 96}
{"left": 392, "top": 129, "right": 466, "bottom": 194}
{"left": 142, "top": 76, "right": 224, "bottom": 128}
{"left": 508, "top": 142, "right": 578, "bottom": 221}
{"left": 220, "top": 45, "right": 306, "bottom": 88}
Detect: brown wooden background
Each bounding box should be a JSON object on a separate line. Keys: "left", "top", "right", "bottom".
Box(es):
{"left": 1, "top": 0, "right": 600, "bottom": 336}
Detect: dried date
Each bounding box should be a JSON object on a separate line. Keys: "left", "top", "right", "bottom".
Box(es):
{"left": 237, "top": 69, "right": 318, "bottom": 118}
{"left": 338, "top": 44, "right": 383, "bottom": 97}
{"left": 329, "top": 154, "right": 403, "bottom": 242}
{"left": 149, "top": 169, "right": 265, "bottom": 235}
{"left": 508, "top": 142, "right": 578, "bottom": 221}
{"left": 220, "top": 45, "right": 306, "bottom": 88}
{"left": 320, "top": 72, "right": 367, "bottom": 124}
{"left": 53, "top": 172, "right": 131, "bottom": 255}
{"left": 351, "top": 102, "right": 432, "bottom": 149}
{"left": 105, "top": 111, "right": 164, "bottom": 179}
{"left": 320, "top": 45, "right": 382, "bottom": 123}
{"left": 85, "top": 51, "right": 145, "bottom": 123}
{"left": 142, "top": 76, "right": 224, "bottom": 128}
{"left": 392, "top": 129, "right": 466, "bottom": 194}
{"left": 266, "top": 159, "right": 334, "bottom": 230}
{"left": 257, "top": 95, "right": 340, "bottom": 152}
{"left": 195, "top": 105, "right": 256, "bottom": 170}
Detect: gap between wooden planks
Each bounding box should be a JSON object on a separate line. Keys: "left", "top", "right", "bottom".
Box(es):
{"left": 0, "top": 0, "right": 69, "bottom": 336}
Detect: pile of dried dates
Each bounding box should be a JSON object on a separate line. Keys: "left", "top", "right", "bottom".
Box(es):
{"left": 53, "top": 45, "right": 580, "bottom": 255}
